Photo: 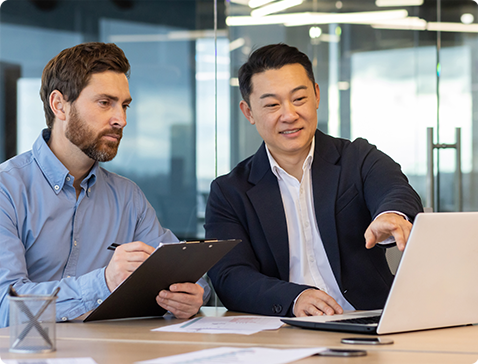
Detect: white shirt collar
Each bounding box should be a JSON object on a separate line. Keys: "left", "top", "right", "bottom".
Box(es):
{"left": 265, "top": 136, "right": 315, "bottom": 180}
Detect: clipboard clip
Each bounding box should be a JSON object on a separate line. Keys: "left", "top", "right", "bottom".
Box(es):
{"left": 181, "top": 239, "right": 219, "bottom": 244}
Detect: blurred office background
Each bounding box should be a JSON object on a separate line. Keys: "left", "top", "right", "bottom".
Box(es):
{"left": 0, "top": 0, "right": 475, "bottom": 262}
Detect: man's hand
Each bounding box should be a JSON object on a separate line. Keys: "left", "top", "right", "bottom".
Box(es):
{"left": 364, "top": 213, "right": 412, "bottom": 252}
{"left": 156, "top": 283, "right": 204, "bottom": 319}
{"left": 294, "top": 289, "right": 343, "bottom": 317}
{"left": 105, "top": 241, "right": 154, "bottom": 292}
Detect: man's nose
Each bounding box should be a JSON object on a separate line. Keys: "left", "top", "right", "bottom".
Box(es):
{"left": 111, "top": 106, "right": 127, "bottom": 128}
{"left": 280, "top": 102, "right": 299, "bottom": 122}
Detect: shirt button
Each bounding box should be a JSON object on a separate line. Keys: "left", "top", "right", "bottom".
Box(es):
{"left": 74, "top": 241, "right": 77, "bottom": 246}
{"left": 88, "top": 188, "right": 91, "bottom": 193}
{"left": 61, "top": 317, "right": 68, "bottom": 321}
{"left": 66, "top": 176, "right": 71, "bottom": 181}
{"left": 67, "top": 275, "right": 71, "bottom": 278}
{"left": 97, "top": 299, "right": 103, "bottom": 304}
{"left": 54, "top": 185, "right": 59, "bottom": 190}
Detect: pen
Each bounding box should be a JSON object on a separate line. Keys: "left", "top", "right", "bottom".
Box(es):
{"left": 107, "top": 242, "right": 121, "bottom": 251}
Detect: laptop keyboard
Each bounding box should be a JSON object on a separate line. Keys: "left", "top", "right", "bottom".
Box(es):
{"left": 330, "top": 315, "right": 381, "bottom": 325}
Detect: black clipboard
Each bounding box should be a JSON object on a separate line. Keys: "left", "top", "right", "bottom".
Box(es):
{"left": 84, "top": 239, "right": 240, "bottom": 322}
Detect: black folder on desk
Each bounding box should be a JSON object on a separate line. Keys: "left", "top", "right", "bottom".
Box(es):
{"left": 84, "top": 239, "right": 240, "bottom": 322}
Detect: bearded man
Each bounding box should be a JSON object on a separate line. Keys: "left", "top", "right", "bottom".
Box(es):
{"left": 0, "top": 42, "right": 209, "bottom": 327}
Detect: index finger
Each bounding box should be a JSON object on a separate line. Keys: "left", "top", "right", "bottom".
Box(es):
{"left": 315, "top": 291, "right": 343, "bottom": 315}
{"left": 119, "top": 241, "right": 155, "bottom": 254}
{"left": 391, "top": 220, "right": 412, "bottom": 251}
{"left": 169, "top": 282, "right": 202, "bottom": 294}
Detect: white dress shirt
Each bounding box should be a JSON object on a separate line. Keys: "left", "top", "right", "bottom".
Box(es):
{"left": 265, "top": 137, "right": 355, "bottom": 311}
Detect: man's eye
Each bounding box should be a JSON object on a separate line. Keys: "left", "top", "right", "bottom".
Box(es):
{"left": 265, "top": 103, "right": 278, "bottom": 108}
{"left": 99, "top": 100, "right": 109, "bottom": 106}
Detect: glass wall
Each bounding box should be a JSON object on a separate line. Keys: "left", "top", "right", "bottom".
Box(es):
{"left": 1, "top": 0, "right": 477, "bottom": 288}
{"left": 226, "top": 0, "right": 478, "bottom": 214}
{"left": 0, "top": 0, "right": 229, "bottom": 241}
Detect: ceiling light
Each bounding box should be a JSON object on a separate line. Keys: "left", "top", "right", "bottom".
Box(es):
{"left": 320, "top": 33, "right": 340, "bottom": 43}
{"left": 248, "top": 0, "right": 275, "bottom": 8}
{"left": 109, "top": 30, "right": 228, "bottom": 43}
{"left": 227, "top": 12, "right": 316, "bottom": 26}
{"left": 251, "top": 0, "right": 304, "bottom": 17}
{"left": 461, "top": 13, "right": 474, "bottom": 25}
{"left": 375, "top": 0, "right": 423, "bottom": 6}
{"left": 229, "top": 38, "right": 246, "bottom": 51}
{"left": 227, "top": 9, "right": 408, "bottom": 26}
{"left": 338, "top": 81, "right": 350, "bottom": 90}
{"left": 373, "top": 20, "right": 478, "bottom": 33}
{"left": 371, "top": 16, "right": 427, "bottom": 30}
{"left": 230, "top": 78, "right": 240, "bottom": 87}
{"left": 427, "top": 22, "right": 478, "bottom": 32}
{"left": 284, "top": 9, "right": 408, "bottom": 27}
{"left": 230, "top": 0, "right": 251, "bottom": 5}
{"left": 309, "top": 26, "right": 322, "bottom": 38}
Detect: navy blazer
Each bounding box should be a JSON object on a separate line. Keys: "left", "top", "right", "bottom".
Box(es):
{"left": 205, "top": 130, "right": 423, "bottom": 317}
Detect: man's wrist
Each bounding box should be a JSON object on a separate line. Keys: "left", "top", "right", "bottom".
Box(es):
{"left": 375, "top": 210, "right": 408, "bottom": 221}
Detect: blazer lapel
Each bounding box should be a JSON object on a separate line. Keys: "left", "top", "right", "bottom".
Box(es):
{"left": 312, "top": 131, "right": 343, "bottom": 287}
{"left": 247, "top": 144, "right": 290, "bottom": 281}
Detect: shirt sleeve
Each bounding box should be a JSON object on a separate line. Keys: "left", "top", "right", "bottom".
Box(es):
{"left": 0, "top": 190, "right": 111, "bottom": 327}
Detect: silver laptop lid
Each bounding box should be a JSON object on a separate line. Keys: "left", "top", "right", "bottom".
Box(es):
{"left": 377, "top": 212, "right": 478, "bottom": 334}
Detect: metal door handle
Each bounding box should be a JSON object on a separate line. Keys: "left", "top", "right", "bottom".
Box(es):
{"left": 426, "top": 127, "right": 462, "bottom": 212}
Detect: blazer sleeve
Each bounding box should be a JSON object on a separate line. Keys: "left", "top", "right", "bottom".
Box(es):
{"left": 354, "top": 138, "right": 423, "bottom": 221}
{"left": 205, "top": 178, "right": 313, "bottom": 317}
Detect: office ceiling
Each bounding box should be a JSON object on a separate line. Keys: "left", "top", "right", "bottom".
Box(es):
{"left": 0, "top": 0, "right": 224, "bottom": 33}
{"left": 1, "top": 0, "right": 475, "bottom": 32}
{"left": 0, "top": 0, "right": 475, "bottom": 52}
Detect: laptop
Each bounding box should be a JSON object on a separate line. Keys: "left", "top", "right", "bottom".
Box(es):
{"left": 282, "top": 212, "right": 478, "bottom": 334}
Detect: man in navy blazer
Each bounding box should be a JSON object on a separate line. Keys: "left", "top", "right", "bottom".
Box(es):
{"left": 205, "top": 44, "right": 423, "bottom": 317}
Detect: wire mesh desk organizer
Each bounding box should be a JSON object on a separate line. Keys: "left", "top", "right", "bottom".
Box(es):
{"left": 8, "top": 285, "right": 60, "bottom": 353}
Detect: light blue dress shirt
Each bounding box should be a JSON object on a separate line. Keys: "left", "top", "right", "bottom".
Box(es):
{"left": 0, "top": 129, "right": 210, "bottom": 327}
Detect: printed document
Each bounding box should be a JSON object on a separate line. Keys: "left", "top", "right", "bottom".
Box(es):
{"left": 1, "top": 358, "right": 97, "bottom": 364}
{"left": 135, "top": 347, "right": 326, "bottom": 364}
{"left": 153, "top": 316, "right": 283, "bottom": 335}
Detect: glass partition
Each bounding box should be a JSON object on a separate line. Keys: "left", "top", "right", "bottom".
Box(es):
{"left": 0, "top": 0, "right": 225, "bottom": 240}
{"left": 1, "top": 0, "right": 478, "bottom": 301}
{"left": 225, "top": 0, "right": 478, "bottom": 214}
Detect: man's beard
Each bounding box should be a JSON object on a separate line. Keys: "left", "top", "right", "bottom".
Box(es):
{"left": 65, "top": 104, "right": 122, "bottom": 162}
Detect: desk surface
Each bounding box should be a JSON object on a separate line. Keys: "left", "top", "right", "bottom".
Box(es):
{"left": 0, "top": 339, "right": 477, "bottom": 364}
{"left": 0, "top": 307, "right": 477, "bottom": 363}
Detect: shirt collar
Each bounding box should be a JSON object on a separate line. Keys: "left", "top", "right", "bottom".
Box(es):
{"left": 32, "top": 129, "right": 98, "bottom": 194}
{"left": 265, "top": 136, "right": 315, "bottom": 180}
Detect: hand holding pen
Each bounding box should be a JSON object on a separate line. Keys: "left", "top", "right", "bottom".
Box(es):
{"left": 104, "top": 241, "right": 154, "bottom": 292}
{"left": 107, "top": 242, "right": 121, "bottom": 251}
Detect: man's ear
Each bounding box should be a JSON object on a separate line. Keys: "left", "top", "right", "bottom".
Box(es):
{"left": 49, "top": 90, "right": 67, "bottom": 121}
{"left": 314, "top": 83, "right": 321, "bottom": 109}
{"left": 239, "top": 100, "right": 255, "bottom": 125}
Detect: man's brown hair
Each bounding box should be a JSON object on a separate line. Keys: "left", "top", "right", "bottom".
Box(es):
{"left": 40, "top": 42, "right": 130, "bottom": 129}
